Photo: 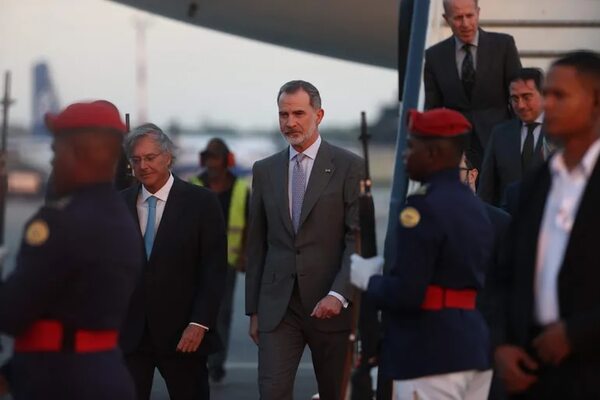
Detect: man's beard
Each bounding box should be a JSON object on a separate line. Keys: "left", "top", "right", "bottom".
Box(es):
{"left": 282, "top": 130, "right": 311, "bottom": 146}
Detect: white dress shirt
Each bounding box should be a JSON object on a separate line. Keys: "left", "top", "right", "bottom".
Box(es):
{"left": 136, "top": 174, "right": 208, "bottom": 330}
{"left": 520, "top": 113, "right": 544, "bottom": 152}
{"left": 287, "top": 136, "right": 348, "bottom": 308}
{"left": 454, "top": 31, "right": 479, "bottom": 80}
{"left": 535, "top": 138, "right": 600, "bottom": 325}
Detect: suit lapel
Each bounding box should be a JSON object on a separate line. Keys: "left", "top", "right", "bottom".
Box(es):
{"left": 298, "top": 141, "right": 334, "bottom": 230}
{"left": 560, "top": 155, "right": 600, "bottom": 278}
{"left": 269, "top": 148, "right": 294, "bottom": 237}
{"left": 506, "top": 119, "right": 523, "bottom": 176}
{"left": 124, "top": 184, "right": 142, "bottom": 230}
{"left": 534, "top": 128, "right": 546, "bottom": 163}
{"left": 472, "top": 29, "right": 490, "bottom": 104}
{"left": 150, "top": 177, "right": 186, "bottom": 260}
{"left": 443, "top": 38, "right": 469, "bottom": 106}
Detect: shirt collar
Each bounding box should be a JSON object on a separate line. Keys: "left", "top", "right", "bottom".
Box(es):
{"left": 289, "top": 134, "right": 321, "bottom": 161}
{"left": 454, "top": 30, "right": 479, "bottom": 49}
{"left": 522, "top": 112, "right": 545, "bottom": 128}
{"left": 141, "top": 173, "right": 174, "bottom": 203}
{"left": 550, "top": 138, "right": 600, "bottom": 179}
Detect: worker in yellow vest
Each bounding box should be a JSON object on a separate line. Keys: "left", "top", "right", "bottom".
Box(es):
{"left": 189, "top": 138, "right": 250, "bottom": 383}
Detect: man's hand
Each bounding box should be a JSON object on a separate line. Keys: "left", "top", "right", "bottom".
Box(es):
{"left": 249, "top": 314, "right": 259, "bottom": 345}
{"left": 533, "top": 321, "right": 571, "bottom": 366}
{"left": 176, "top": 324, "right": 206, "bottom": 353}
{"left": 350, "top": 254, "right": 384, "bottom": 291}
{"left": 495, "top": 345, "right": 538, "bottom": 394}
{"left": 311, "top": 295, "right": 343, "bottom": 319}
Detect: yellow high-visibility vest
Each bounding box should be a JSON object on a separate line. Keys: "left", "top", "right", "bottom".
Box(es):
{"left": 189, "top": 176, "right": 248, "bottom": 267}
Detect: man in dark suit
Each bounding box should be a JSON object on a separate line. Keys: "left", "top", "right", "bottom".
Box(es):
{"left": 495, "top": 51, "right": 600, "bottom": 399}
{"left": 478, "top": 68, "right": 547, "bottom": 206}
{"left": 351, "top": 109, "right": 494, "bottom": 398}
{"left": 424, "top": 0, "right": 522, "bottom": 168}
{"left": 245, "top": 80, "right": 363, "bottom": 400}
{"left": 120, "top": 124, "right": 227, "bottom": 400}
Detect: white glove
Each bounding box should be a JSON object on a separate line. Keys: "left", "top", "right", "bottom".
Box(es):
{"left": 350, "top": 254, "right": 384, "bottom": 291}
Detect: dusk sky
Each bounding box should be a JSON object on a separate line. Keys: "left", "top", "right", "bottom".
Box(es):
{"left": 0, "top": 0, "right": 397, "bottom": 131}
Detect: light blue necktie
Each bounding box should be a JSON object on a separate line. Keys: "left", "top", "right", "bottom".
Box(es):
{"left": 291, "top": 153, "right": 306, "bottom": 233}
{"left": 144, "top": 196, "right": 157, "bottom": 259}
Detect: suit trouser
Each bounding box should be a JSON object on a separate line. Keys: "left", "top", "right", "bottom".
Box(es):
{"left": 208, "top": 266, "right": 238, "bottom": 372}
{"left": 258, "top": 284, "right": 348, "bottom": 400}
{"left": 392, "top": 369, "right": 493, "bottom": 400}
{"left": 125, "top": 326, "right": 209, "bottom": 400}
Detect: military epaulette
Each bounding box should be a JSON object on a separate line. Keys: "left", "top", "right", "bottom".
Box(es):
{"left": 46, "top": 196, "right": 72, "bottom": 210}
{"left": 407, "top": 184, "right": 429, "bottom": 197}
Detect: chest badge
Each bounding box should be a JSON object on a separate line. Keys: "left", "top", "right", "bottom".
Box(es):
{"left": 25, "top": 219, "right": 50, "bottom": 246}
{"left": 399, "top": 207, "right": 420, "bottom": 228}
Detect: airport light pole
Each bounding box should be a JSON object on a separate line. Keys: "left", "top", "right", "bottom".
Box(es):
{"left": 0, "top": 71, "right": 14, "bottom": 252}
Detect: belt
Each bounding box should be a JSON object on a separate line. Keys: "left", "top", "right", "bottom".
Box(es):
{"left": 14, "top": 320, "right": 118, "bottom": 353}
{"left": 421, "top": 285, "right": 477, "bottom": 310}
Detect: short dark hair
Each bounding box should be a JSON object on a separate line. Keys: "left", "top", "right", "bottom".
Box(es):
{"left": 551, "top": 50, "right": 600, "bottom": 89}
{"left": 277, "top": 80, "right": 322, "bottom": 109}
{"left": 509, "top": 68, "right": 544, "bottom": 92}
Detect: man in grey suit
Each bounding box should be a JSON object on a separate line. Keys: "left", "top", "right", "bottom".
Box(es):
{"left": 478, "top": 68, "right": 547, "bottom": 206}
{"left": 245, "top": 80, "right": 363, "bottom": 400}
{"left": 424, "top": 0, "right": 522, "bottom": 169}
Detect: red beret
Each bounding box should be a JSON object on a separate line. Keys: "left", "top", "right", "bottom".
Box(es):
{"left": 407, "top": 108, "right": 471, "bottom": 137}
{"left": 45, "top": 100, "right": 127, "bottom": 135}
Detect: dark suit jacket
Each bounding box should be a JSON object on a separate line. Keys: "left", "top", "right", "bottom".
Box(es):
{"left": 424, "top": 29, "right": 521, "bottom": 166}
{"left": 500, "top": 156, "right": 600, "bottom": 397}
{"left": 478, "top": 118, "right": 545, "bottom": 205}
{"left": 120, "top": 176, "right": 228, "bottom": 356}
{"left": 245, "top": 140, "right": 363, "bottom": 333}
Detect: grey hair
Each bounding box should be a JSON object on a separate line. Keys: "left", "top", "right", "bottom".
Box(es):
{"left": 277, "top": 80, "right": 322, "bottom": 109}
{"left": 443, "top": 0, "right": 478, "bottom": 14}
{"left": 124, "top": 123, "right": 177, "bottom": 162}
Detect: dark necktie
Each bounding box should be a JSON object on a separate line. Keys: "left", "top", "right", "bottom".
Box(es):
{"left": 461, "top": 44, "right": 476, "bottom": 100}
{"left": 521, "top": 123, "right": 539, "bottom": 172}
{"left": 291, "top": 153, "right": 306, "bottom": 233}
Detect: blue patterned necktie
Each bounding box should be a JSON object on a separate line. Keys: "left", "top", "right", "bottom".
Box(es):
{"left": 144, "top": 195, "right": 157, "bottom": 259}
{"left": 291, "top": 153, "right": 306, "bottom": 233}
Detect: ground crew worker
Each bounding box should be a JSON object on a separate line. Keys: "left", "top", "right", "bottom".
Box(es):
{"left": 190, "top": 138, "right": 249, "bottom": 382}
{"left": 351, "top": 108, "right": 495, "bottom": 399}
{"left": 0, "top": 100, "right": 143, "bottom": 399}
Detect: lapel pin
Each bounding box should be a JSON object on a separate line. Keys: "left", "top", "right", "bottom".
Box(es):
{"left": 325, "top": 168, "right": 332, "bottom": 173}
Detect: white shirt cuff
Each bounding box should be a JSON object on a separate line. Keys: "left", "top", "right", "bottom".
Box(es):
{"left": 189, "top": 322, "right": 209, "bottom": 331}
{"left": 328, "top": 291, "right": 349, "bottom": 308}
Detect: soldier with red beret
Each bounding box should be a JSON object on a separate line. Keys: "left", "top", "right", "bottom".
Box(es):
{"left": 0, "top": 100, "right": 142, "bottom": 399}
{"left": 351, "top": 108, "right": 495, "bottom": 399}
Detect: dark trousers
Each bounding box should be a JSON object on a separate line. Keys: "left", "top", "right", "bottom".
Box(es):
{"left": 208, "top": 267, "right": 238, "bottom": 372}
{"left": 125, "top": 327, "right": 209, "bottom": 400}
{"left": 258, "top": 283, "right": 348, "bottom": 400}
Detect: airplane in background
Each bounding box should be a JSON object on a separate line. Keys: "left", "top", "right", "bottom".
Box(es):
{"left": 111, "top": 0, "right": 398, "bottom": 69}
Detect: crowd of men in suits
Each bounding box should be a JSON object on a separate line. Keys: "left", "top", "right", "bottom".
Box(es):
{"left": 0, "top": 0, "right": 599, "bottom": 399}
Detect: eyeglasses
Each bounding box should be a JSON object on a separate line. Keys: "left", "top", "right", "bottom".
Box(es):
{"left": 129, "top": 152, "right": 163, "bottom": 166}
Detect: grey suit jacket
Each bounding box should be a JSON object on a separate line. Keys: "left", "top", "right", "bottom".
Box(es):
{"left": 478, "top": 118, "right": 545, "bottom": 206}
{"left": 245, "top": 140, "right": 363, "bottom": 333}
{"left": 424, "top": 29, "right": 521, "bottom": 164}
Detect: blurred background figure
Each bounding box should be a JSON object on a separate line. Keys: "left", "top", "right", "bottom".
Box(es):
{"left": 495, "top": 50, "right": 600, "bottom": 399}
{"left": 189, "top": 138, "right": 250, "bottom": 383}
{"left": 0, "top": 100, "right": 142, "bottom": 399}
